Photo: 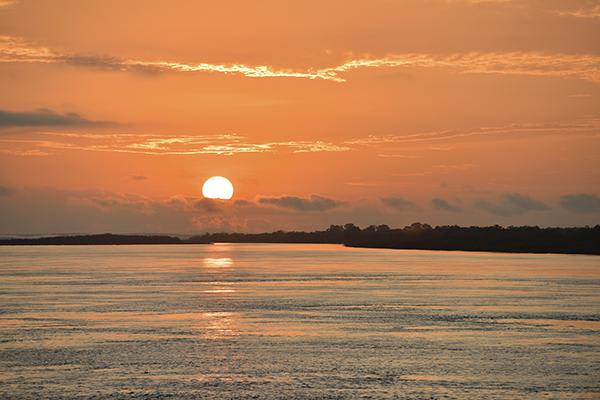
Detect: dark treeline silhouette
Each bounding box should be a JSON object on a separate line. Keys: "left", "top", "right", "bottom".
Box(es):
{"left": 0, "top": 233, "right": 192, "bottom": 245}
{"left": 191, "top": 223, "right": 600, "bottom": 255}
{"left": 1, "top": 224, "right": 599, "bottom": 255}
{"left": 344, "top": 223, "right": 600, "bottom": 255}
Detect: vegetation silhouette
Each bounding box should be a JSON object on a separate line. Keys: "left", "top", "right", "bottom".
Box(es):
{"left": 3, "top": 224, "right": 598, "bottom": 255}
{"left": 0, "top": 233, "right": 190, "bottom": 245}
{"left": 192, "top": 223, "right": 600, "bottom": 255}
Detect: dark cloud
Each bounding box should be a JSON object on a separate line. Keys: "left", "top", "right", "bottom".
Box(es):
{"left": 560, "top": 193, "right": 600, "bottom": 213}
{"left": 0, "top": 108, "right": 112, "bottom": 128}
{"left": 431, "top": 198, "right": 461, "bottom": 212}
{"left": 381, "top": 196, "right": 416, "bottom": 211}
{"left": 476, "top": 193, "right": 549, "bottom": 216}
{"left": 258, "top": 195, "right": 341, "bottom": 212}
{"left": 234, "top": 199, "right": 254, "bottom": 207}
{"left": 0, "top": 185, "right": 595, "bottom": 235}
{"left": 194, "top": 198, "right": 225, "bottom": 213}
{"left": 131, "top": 175, "right": 148, "bottom": 181}
{"left": 0, "top": 186, "right": 11, "bottom": 196}
{"left": 0, "top": 188, "right": 199, "bottom": 235}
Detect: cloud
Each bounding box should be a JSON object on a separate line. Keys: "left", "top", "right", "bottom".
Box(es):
{"left": 0, "top": 108, "right": 111, "bottom": 128}
{"left": 433, "top": 164, "right": 475, "bottom": 171}
{"left": 194, "top": 198, "right": 226, "bottom": 214}
{"left": 560, "top": 193, "right": 600, "bottom": 213}
{"left": 381, "top": 196, "right": 417, "bottom": 211}
{"left": 476, "top": 193, "right": 549, "bottom": 216}
{"left": 0, "top": 132, "right": 348, "bottom": 156}
{"left": 0, "top": 148, "right": 49, "bottom": 156}
{"left": 0, "top": 117, "right": 597, "bottom": 157}
{"left": 0, "top": 188, "right": 357, "bottom": 234}
{"left": 346, "top": 119, "right": 600, "bottom": 145}
{"left": 0, "top": 188, "right": 198, "bottom": 234}
{"left": 317, "top": 52, "right": 600, "bottom": 83}
{"left": 130, "top": 175, "right": 147, "bottom": 181}
{"left": 0, "top": 186, "right": 595, "bottom": 235}
{"left": 0, "top": 0, "right": 17, "bottom": 8}
{"left": 431, "top": 198, "right": 462, "bottom": 212}
{"left": 258, "top": 195, "right": 341, "bottom": 212}
{"left": 0, "top": 189, "right": 277, "bottom": 234}
{"left": 0, "top": 36, "right": 337, "bottom": 80}
{"left": 2, "top": 36, "right": 600, "bottom": 83}
{"left": 0, "top": 185, "right": 11, "bottom": 196}
{"left": 377, "top": 153, "right": 420, "bottom": 159}
{"left": 553, "top": 4, "right": 600, "bottom": 19}
{"left": 268, "top": 141, "right": 350, "bottom": 153}
{"left": 450, "top": 1, "right": 600, "bottom": 20}
{"left": 233, "top": 199, "right": 254, "bottom": 207}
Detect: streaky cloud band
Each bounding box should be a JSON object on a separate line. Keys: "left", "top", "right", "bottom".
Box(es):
{"left": 1, "top": 36, "right": 599, "bottom": 83}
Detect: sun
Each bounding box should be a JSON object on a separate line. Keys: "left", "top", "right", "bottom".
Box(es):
{"left": 202, "top": 176, "right": 234, "bottom": 200}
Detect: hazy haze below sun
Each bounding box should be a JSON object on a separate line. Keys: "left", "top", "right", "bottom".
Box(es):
{"left": 0, "top": 0, "right": 599, "bottom": 234}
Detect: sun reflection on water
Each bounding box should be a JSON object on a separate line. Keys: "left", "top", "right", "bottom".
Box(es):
{"left": 197, "top": 312, "right": 238, "bottom": 339}
{"left": 203, "top": 257, "right": 233, "bottom": 267}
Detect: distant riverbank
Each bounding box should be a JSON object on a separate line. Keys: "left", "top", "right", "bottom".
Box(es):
{"left": 0, "top": 234, "right": 211, "bottom": 246}
{"left": 1, "top": 223, "right": 599, "bottom": 255}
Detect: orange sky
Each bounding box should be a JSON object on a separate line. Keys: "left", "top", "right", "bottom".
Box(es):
{"left": 1, "top": 0, "right": 599, "bottom": 234}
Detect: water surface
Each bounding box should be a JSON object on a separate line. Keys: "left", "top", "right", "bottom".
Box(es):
{"left": 0, "top": 244, "right": 599, "bottom": 399}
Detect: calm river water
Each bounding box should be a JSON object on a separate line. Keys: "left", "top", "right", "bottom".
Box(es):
{"left": 0, "top": 244, "right": 599, "bottom": 399}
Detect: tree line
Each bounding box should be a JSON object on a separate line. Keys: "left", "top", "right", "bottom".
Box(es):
{"left": 1, "top": 224, "right": 599, "bottom": 255}
{"left": 191, "top": 223, "right": 600, "bottom": 255}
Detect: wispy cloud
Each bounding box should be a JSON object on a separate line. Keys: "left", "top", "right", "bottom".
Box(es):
{"left": 448, "top": 0, "right": 600, "bottom": 19}
{"left": 267, "top": 141, "right": 350, "bottom": 153}
{"left": 317, "top": 52, "right": 600, "bottom": 83}
{"left": 1, "top": 36, "right": 599, "bottom": 83}
{"left": 553, "top": 4, "right": 600, "bottom": 19}
{"left": 433, "top": 163, "right": 476, "bottom": 171}
{"left": 0, "top": 36, "right": 339, "bottom": 81}
{"left": 0, "top": 148, "right": 49, "bottom": 156}
{"left": 377, "top": 153, "right": 420, "bottom": 158}
{"left": 0, "top": 132, "right": 349, "bottom": 156}
{"left": 1, "top": 115, "right": 598, "bottom": 157}
{"left": 346, "top": 119, "right": 600, "bottom": 145}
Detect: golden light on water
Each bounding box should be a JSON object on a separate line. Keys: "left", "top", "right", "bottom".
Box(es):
{"left": 203, "top": 257, "right": 233, "bottom": 267}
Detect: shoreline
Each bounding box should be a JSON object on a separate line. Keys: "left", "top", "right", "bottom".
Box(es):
{"left": 1, "top": 224, "right": 598, "bottom": 255}
{"left": 344, "top": 243, "right": 600, "bottom": 256}
{"left": 1, "top": 239, "right": 599, "bottom": 256}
